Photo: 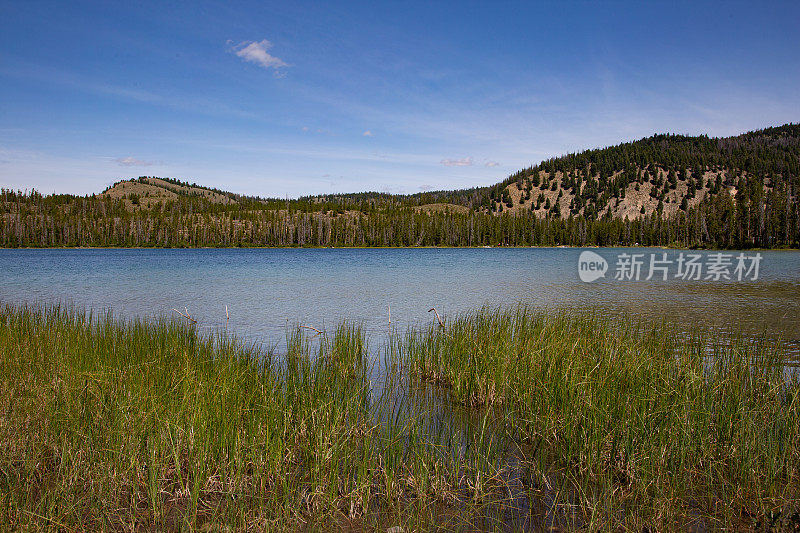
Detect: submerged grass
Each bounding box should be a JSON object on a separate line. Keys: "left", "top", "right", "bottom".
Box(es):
{"left": 1, "top": 302, "right": 799, "bottom": 530}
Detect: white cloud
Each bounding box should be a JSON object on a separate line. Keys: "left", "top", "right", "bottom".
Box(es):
{"left": 440, "top": 157, "right": 473, "bottom": 167}
{"left": 115, "top": 156, "right": 153, "bottom": 167}
{"left": 363, "top": 130, "right": 373, "bottom": 137}
{"left": 485, "top": 160, "right": 501, "bottom": 167}
{"left": 301, "top": 126, "right": 333, "bottom": 135}
{"left": 231, "top": 40, "right": 288, "bottom": 71}
{"left": 380, "top": 184, "right": 406, "bottom": 194}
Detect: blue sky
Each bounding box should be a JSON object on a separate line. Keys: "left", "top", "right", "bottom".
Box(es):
{"left": 1, "top": 1, "right": 798, "bottom": 197}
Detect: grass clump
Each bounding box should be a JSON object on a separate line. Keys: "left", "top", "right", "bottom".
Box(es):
{"left": 399, "top": 306, "right": 800, "bottom": 529}
{"left": 0, "top": 303, "right": 512, "bottom": 531}
{"left": 0, "top": 303, "right": 362, "bottom": 529}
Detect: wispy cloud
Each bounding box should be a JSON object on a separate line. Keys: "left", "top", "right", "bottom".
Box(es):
{"left": 363, "top": 130, "right": 373, "bottom": 137}
{"left": 230, "top": 39, "right": 288, "bottom": 71}
{"left": 0, "top": 61, "right": 257, "bottom": 120}
{"left": 379, "top": 184, "right": 406, "bottom": 194}
{"left": 0, "top": 147, "right": 133, "bottom": 195}
{"left": 440, "top": 157, "right": 473, "bottom": 167}
{"left": 485, "top": 160, "right": 500, "bottom": 167}
{"left": 300, "top": 126, "right": 331, "bottom": 135}
{"left": 115, "top": 156, "right": 154, "bottom": 167}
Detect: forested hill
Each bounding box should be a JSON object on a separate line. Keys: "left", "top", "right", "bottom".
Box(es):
{"left": 2, "top": 123, "right": 798, "bottom": 248}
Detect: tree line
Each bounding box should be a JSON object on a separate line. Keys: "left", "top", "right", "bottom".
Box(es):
{"left": 1, "top": 186, "right": 796, "bottom": 248}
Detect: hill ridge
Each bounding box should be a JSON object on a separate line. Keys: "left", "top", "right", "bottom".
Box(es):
{"left": 2, "top": 123, "right": 798, "bottom": 248}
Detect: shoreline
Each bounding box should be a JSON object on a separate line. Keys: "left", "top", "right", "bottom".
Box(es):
{"left": 1, "top": 244, "right": 797, "bottom": 251}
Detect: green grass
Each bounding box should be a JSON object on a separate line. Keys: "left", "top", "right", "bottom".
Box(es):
{"left": 399, "top": 306, "right": 800, "bottom": 529}
{"left": 0, "top": 303, "right": 510, "bottom": 531}
{"left": 1, "top": 302, "right": 799, "bottom": 531}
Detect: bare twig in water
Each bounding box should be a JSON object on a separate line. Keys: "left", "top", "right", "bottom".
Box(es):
{"left": 172, "top": 307, "right": 197, "bottom": 324}
{"left": 388, "top": 304, "right": 391, "bottom": 325}
{"left": 225, "top": 305, "right": 229, "bottom": 321}
{"left": 299, "top": 325, "right": 323, "bottom": 337}
{"left": 428, "top": 307, "right": 445, "bottom": 328}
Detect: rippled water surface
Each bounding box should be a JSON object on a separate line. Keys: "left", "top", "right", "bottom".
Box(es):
{"left": 1, "top": 247, "right": 798, "bottom": 351}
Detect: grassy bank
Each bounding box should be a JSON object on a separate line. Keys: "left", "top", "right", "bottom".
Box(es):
{"left": 1, "top": 303, "right": 799, "bottom": 530}
{"left": 0, "top": 304, "right": 511, "bottom": 531}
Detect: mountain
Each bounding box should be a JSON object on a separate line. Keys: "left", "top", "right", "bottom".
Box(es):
{"left": 2, "top": 124, "right": 798, "bottom": 248}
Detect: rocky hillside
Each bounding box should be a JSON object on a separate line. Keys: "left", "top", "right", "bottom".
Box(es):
{"left": 491, "top": 166, "right": 722, "bottom": 219}
{"left": 100, "top": 177, "right": 237, "bottom": 208}
{"left": 482, "top": 123, "right": 799, "bottom": 220}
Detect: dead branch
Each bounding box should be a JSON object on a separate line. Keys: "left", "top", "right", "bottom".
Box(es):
{"left": 428, "top": 307, "right": 445, "bottom": 328}
{"left": 299, "top": 325, "right": 323, "bottom": 336}
{"left": 172, "top": 307, "right": 197, "bottom": 324}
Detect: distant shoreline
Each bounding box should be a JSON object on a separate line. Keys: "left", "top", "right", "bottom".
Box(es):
{"left": 1, "top": 244, "right": 796, "bottom": 251}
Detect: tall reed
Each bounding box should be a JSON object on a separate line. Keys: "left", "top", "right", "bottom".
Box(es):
{"left": 0, "top": 303, "right": 506, "bottom": 531}
{"left": 399, "top": 305, "right": 800, "bottom": 529}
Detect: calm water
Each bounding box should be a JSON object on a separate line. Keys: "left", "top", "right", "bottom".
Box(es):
{"left": 1, "top": 247, "right": 798, "bottom": 352}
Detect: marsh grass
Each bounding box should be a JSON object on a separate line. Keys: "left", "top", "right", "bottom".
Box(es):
{"left": 400, "top": 305, "right": 800, "bottom": 529}
{"left": 0, "top": 303, "right": 513, "bottom": 531}
{"left": 1, "top": 302, "right": 798, "bottom": 531}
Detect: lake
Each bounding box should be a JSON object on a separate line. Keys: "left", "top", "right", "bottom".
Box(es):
{"left": 1, "top": 247, "right": 798, "bottom": 353}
